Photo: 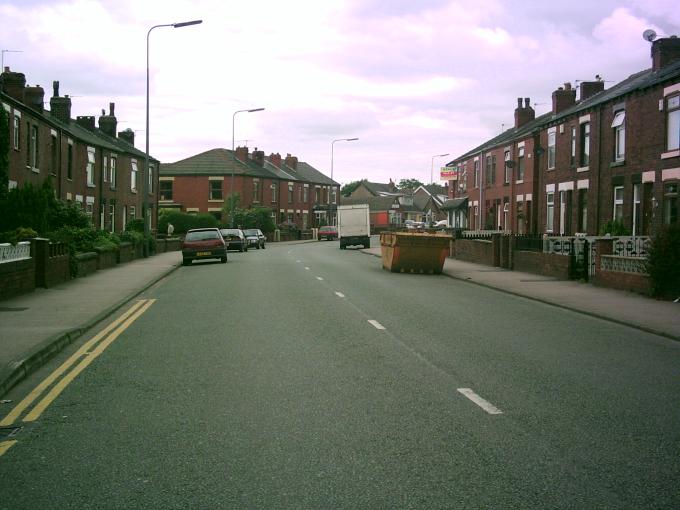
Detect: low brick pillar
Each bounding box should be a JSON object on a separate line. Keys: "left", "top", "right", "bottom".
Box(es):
{"left": 32, "top": 238, "right": 50, "bottom": 287}
{"left": 491, "top": 234, "right": 501, "bottom": 267}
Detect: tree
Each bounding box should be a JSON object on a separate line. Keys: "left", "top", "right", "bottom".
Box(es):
{"left": 341, "top": 179, "right": 365, "bottom": 197}
{"left": 396, "top": 178, "right": 424, "bottom": 192}
{"left": 0, "top": 105, "right": 9, "bottom": 201}
{"left": 231, "top": 206, "right": 276, "bottom": 233}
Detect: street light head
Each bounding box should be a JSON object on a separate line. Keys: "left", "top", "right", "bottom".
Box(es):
{"left": 248, "top": 108, "right": 265, "bottom": 113}
{"left": 173, "top": 20, "right": 203, "bottom": 28}
{"left": 346, "top": 138, "right": 359, "bottom": 141}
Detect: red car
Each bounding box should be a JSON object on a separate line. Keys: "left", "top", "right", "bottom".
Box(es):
{"left": 318, "top": 225, "right": 338, "bottom": 241}
{"left": 181, "top": 228, "right": 228, "bottom": 265}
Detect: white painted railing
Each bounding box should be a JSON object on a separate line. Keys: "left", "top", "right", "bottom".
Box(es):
{"left": 600, "top": 255, "right": 648, "bottom": 274}
{"left": 0, "top": 241, "right": 31, "bottom": 263}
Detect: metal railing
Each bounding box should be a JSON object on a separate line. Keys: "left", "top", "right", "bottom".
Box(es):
{"left": 0, "top": 241, "right": 31, "bottom": 263}
{"left": 600, "top": 255, "right": 648, "bottom": 274}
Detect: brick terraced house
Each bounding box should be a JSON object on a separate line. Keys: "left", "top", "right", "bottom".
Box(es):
{"left": 1, "top": 68, "right": 159, "bottom": 233}
{"left": 159, "top": 147, "right": 339, "bottom": 229}
{"left": 443, "top": 36, "right": 680, "bottom": 236}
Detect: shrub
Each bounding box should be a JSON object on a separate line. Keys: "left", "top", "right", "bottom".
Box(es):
{"left": 0, "top": 227, "right": 38, "bottom": 244}
{"left": 47, "top": 227, "right": 121, "bottom": 277}
{"left": 119, "top": 229, "right": 144, "bottom": 246}
{"left": 646, "top": 223, "right": 680, "bottom": 299}
{"left": 126, "top": 218, "right": 145, "bottom": 233}
{"left": 599, "top": 220, "right": 630, "bottom": 236}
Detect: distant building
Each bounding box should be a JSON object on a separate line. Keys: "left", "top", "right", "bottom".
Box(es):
{"left": 159, "top": 147, "right": 339, "bottom": 229}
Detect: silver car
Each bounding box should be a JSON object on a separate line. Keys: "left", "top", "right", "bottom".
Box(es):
{"left": 243, "top": 229, "right": 266, "bottom": 249}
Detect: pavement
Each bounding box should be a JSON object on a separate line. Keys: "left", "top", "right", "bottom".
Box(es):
{"left": 1, "top": 242, "right": 679, "bottom": 397}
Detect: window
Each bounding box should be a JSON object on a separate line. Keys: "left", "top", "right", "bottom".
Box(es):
{"left": 29, "top": 124, "right": 39, "bottom": 170}
{"left": 547, "top": 131, "right": 556, "bottom": 169}
{"left": 271, "top": 182, "right": 277, "bottom": 203}
{"left": 67, "top": 141, "right": 73, "bottom": 180}
{"left": 570, "top": 127, "right": 577, "bottom": 166}
{"left": 13, "top": 114, "right": 20, "bottom": 150}
{"left": 315, "top": 188, "right": 320, "bottom": 203}
{"left": 86, "top": 147, "right": 95, "bottom": 186}
{"left": 578, "top": 189, "right": 588, "bottom": 233}
{"left": 664, "top": 182, "right": 678, "bottom": 225}
{"left": 303, "top": 186, "right": 308, "bottom": 202}
{"left": 613, "top": 186, "right": 624, "bottom": 222}
{"left": 130, "top": 160, "right": 138, "bottom": 191}
{"left": 110, "top": 156, "right": 117, "bottom": 188}
{"left": 130, "top": 206, "right": 136, "bottom": 220}
{"left": 612, "top": 111, "right": 625, "bottom": 162}
{"left": 288, "top": 183, "right": 294, "bottom": 203}
{"left": 492, "top": 155, "right": 496, "bottom": 184}
{"left": 50, "top": 134, "right": 58, "bottom": 175}
{"left": 99, "top": 203, "right": 105, "bottom": 231}
{"left": 331, "top": 187, "right": 337, "bottom": 204}
{"left": 209, "top": 180, "right": 223, "bottom": 200}
{"left": 109, "top": 204, "right": 115, "bottom": 233}
{"left": 148, "top": 164, "right": 154, "bottom": 193}
{"left": 580, "top": 122, "right": 590, "bottom": 166}
{"left": 504, "top": 150, "right": 511, "bottom": 184}
{"left": 546, "top": 192, "right": 555, "bottom": 233}
{"left": 485, "top": 155, "right": 496, "bottom": 185}
{"left": 517, "top": 147, "right": 525, "bottom": 182}
{"left": 252, "top": 180, "right": 260, "bottom": 202}
{"left": 503, "top": 201, "right": 509, "bottom": 230}
{"left": 474, "top": 160, "right": 480, "bottom": 188}
{"left": 632, "top": 183, "right": 641, "bottom": 236}
{"left": 160, "top": 180, "right": 173, "bottom": 201}
{"left": 122, "top": 206, "right": 127, "bottom": 231}
{"left": 103, "top": 156, "right": 108, "bottom": 183}
{"left": 667, "top": 95, "right": 680, "bottom": 151}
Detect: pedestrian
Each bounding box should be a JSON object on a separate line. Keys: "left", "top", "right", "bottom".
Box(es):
{"left": 167, "top": 223, "right": 174, "bottom": 237}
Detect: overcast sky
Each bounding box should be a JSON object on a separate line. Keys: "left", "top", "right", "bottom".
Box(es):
{"left": 2, "top": 0, "right": 679, "bottom": 185}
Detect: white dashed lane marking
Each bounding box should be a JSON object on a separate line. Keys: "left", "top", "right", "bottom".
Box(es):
{"left": 305, "top": 267, "right": 310, "bottom": 271}
{"left": 335, "top": 292, "right": 345, "bottom": 298}
{"left": 316, "top": 276, "right": 324, "bottom": 281}
{"left": 457, "top": 388, "right": 503, "bottom": 415}
{"left": 368, "top": 320, "right": 386, "bottom": 330}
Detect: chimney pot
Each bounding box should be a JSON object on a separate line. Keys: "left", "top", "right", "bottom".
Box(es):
{"left": 517, "top": 97, "right": 522, "bottom": 108}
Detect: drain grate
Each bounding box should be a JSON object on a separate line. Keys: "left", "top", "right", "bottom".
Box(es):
{"left": 0, "top": 307, "right": 29, "bottom": 312}
{"left": 0, "top": 427, "right": 22, "bottom": 440}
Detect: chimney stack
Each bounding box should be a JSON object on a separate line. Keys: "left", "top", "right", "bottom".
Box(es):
{"left": 252, "top": 148, "right": 264, "bottom": 166}
{"left": 98, "top": 102, "right": 117, "bottom": 138}
{"left": 235, "top": 146, "right": 249, "bottom": 163}
{"left": 552, "top": 82, "right": 576, "bottom": 114}
{"left": 514, "top": 96, "right": 535, "bottom": 128}
{"left": 49, "top": 81, "right": 72, "bottom": 124}
{"left": 284, "top": 153, "right": 298, "bottom": 169}
{"left": 118, "top": 128, "right": 135, "bottom": 146}
{"left": 268, "top": 153, "right": 282, "bottom": 168}
{"left": 652, "top": 35, "right": 680, "bottom": 71}
{"left": 76, "top": 115, "right": 96, "bottom": 131}
{"left": 25, "top": 85, "right": 45, "bottom": 113}
{"left": 580, "top": 76, "right": 605, "bottom": 101}
{"left": 0, "top": 68, "right": 26, "bottom": 102}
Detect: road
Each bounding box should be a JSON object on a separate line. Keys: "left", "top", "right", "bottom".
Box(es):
{"left": 1, "top": 238, "right": 679, "bottom": 509}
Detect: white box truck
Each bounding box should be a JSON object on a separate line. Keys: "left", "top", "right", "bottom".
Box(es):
{"left": 337, "top": 203, "right": 371, "bottom": 249}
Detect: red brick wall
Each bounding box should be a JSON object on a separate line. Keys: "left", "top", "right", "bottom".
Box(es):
{"left": 513, "top": 250, "right": 572, "bottom": 279}
{"left": 0, "top": 259, "right": 35, "bottom": 300}
{"left": 593, "top": 270, "right": 651, "bottom": 295}
{"left": 453, "top": 239, "right": 494, "bottom": 266}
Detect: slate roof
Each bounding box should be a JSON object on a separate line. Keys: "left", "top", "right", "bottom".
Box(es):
{"left": 362, "top": 181, "right": 395, "bottom": 195}
{"left": 448, "top": 58, "right": 680, "bottom": 165}
{"left": 442, "top": 197, "right": 469, "bottom": 210}
{"left": 340, "top": 195, "right": 399, "bottom": 211}
{"left": 286, "top": 161, "right": 337, "bottom": 186}
{"left": 160, "top": 149, "right": 275, "bottom": 178}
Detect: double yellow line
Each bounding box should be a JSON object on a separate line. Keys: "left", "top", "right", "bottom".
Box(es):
{"left": 0, "top": 299, "right": 155, "bottom": 457}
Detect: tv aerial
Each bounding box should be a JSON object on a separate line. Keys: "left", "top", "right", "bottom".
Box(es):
{"left": 642, "top": 29, "right": 657, "bottom": 42}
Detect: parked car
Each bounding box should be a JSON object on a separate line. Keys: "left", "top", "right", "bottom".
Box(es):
{"left": 404, "top": 220, "right": 424, "bottom": 230}
{"left": 219, "top": 228, "right": 248, "bottom": 252}
{"left": 318, "top": 225, "right": 338, "bottom": 241}
{"left": 434, "top": 220, "right": 448, "bottom": 228}
{"left": 243, "top": 229, "right": 266, "bottom": 249}
{"left": 181, "top": 228, "right": 227, "bottom": 265}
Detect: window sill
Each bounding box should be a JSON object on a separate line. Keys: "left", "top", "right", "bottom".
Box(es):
{"left": 515, "top": 180, "right": 524, "bottom": 184}
{"left": 208, "top": 199, "right": 224, "bottom": 203}
{"left": 131, "top": 190, "right": 137, "bottom": 194}
{"left": 610, "top": 160, "right": 625, "bottom": 168}
{"left": 87, "top": 183, "right": 96, "bottom": 188}
{"left": 661, "top": 149, "right": 680, "bottom": 160}
{"left": 109, "top": 186, "right": 116, "bottom": 191}
{"left": 31, "top": 167, "right": 40, "bottom": 174}
{"left": 577, "top": 166, "right": 589, "bottom": 173}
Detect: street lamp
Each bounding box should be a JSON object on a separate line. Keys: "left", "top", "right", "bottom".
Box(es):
{"left": 430, "top": 153, "right": 450, "bottom": 184}
{"left": 330, "top": 138, "right": 358, "bottom": 225}
{"left": 231, "top": 108, "right": 265, "bottom": 227}
{"left": 145, "top": 19, "right": 202, "bottom": 240}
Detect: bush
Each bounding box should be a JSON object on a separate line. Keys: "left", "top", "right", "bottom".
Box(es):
{"left": 47, "top": 227, "right": 121, "bottom": 277}
{"left": 126, "top": 218, "right": 145, "bottom": 233}
{"left": 0, "top": 227, "right": 38, "bottom": 244}
{"left": 119, "top": 229, "right": 144, "bottom": 246}
{"left": 231, "top": 207, "right": 276, "bottom": 233}
{"left": 157, "top": 211, "right": 218, "bottom": 235}
{"left": 600, "top": 220, "right": 630, "bottom": 236}
{"left": 646, "top": 223, "right": 680, "bottom": 299}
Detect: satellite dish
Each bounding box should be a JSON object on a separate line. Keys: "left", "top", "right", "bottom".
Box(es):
{"left": 643, "top": 29, "right": 657, "bottom": 42}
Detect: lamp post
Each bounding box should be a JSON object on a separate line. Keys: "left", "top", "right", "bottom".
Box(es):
{"left": 145, "top": 19, "right": 202, "bottom": 240}
{"left": 231, "top": 108, "right": 265, "bottom": 227}
{"left": 331, "top": 138, "right": 358, "bottom": 225}
{"left": 430, "top": 153, "right": 450, "bottom": 184}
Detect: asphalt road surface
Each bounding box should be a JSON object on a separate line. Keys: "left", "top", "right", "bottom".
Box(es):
{"left": 1, "top": 239, "right": 679, "bottom": 509}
